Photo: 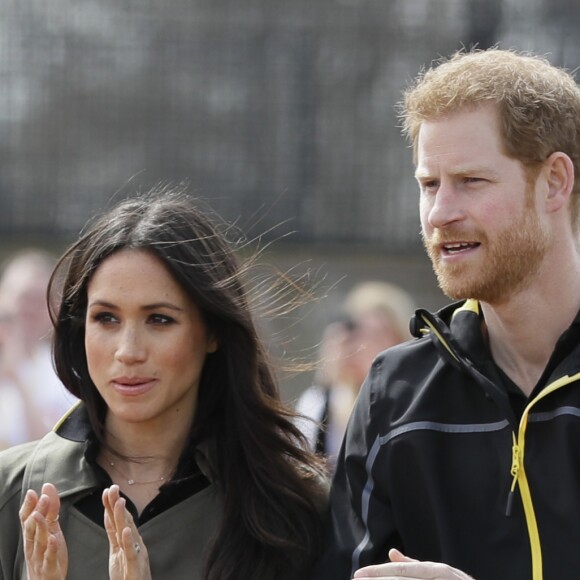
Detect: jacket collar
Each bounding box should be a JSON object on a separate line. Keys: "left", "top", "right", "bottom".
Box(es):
{"left": 27, "top": 405, "right": 100, "bottom": 498}
{"left": 447, "top": 299, "right": 489, "bottom": 366}
{"left": 411, "top": 298, "right": 580, "bottom": 390}
{"left": 410, "top": 299, "right": 485, "bottom": 367}
{"left": 54, "top": 401, "right": 93, "bottom": 442}
{"left": 44, "top": 402, "right": 218, "bottom": 495}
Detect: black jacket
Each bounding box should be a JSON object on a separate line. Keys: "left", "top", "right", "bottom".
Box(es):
{"left": 312, "top": 299, "right": 580, "bottom": 580}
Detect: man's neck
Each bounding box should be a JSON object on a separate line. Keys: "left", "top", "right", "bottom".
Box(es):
{"left": 481, "top": 276, "right": 580, "bottom": 397}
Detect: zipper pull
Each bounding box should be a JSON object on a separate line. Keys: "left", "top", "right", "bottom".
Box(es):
{"left": 506, "top": 435, "right": 520, "bottom": 517}
{"left": 505, "top": 489, "right": 515, "bottom": 517}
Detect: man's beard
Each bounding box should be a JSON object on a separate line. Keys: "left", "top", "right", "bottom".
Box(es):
{"left": 423, "top": 205, "right": 549, "bottom": 304}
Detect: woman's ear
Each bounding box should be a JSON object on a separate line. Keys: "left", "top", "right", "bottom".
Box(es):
{"left": 207, "top": 336, "right": 219, "bottom": 354}
{"left": 543, "top": 151, "right": 574, "bottom": 213}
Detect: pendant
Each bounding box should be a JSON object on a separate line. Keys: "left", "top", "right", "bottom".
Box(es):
{"left": 128, "top": 479, "right": 135, "bottom": 485}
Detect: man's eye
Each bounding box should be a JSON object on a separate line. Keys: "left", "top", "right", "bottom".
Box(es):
{"left": 421, "top": 180, "right": 439, "bottom": 191}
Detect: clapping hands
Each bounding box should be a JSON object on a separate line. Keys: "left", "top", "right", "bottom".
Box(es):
{"left": 19, "top": 482, "right": 152, "bottom": 580}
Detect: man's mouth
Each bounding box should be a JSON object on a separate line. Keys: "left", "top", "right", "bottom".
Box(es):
{"left": 441, "top": 242, "right": 480, "bottom": 255}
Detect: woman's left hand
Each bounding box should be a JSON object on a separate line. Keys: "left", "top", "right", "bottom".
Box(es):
{"left": 103, "top": 485, "right": 152, "bottom": 580}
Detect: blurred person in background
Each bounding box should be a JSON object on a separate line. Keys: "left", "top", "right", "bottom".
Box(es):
{"left": 0, "top": 249, "right": 76, "bottom": 449}
{"left": 296, "top": 281, "right": 416, "bottom": 471}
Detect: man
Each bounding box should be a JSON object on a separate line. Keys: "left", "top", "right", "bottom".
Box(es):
{"left": 312, "top": 48, "right": 580, "bottom": 580}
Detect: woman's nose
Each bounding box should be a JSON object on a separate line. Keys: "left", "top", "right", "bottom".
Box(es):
{"left": 115, "top": 326, "right": 146, "bottom": 363}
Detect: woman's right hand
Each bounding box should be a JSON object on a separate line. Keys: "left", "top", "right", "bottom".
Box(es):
{"left": 103, "top": 485, "right": 152, "bottom": 580}
{"left": 19, "top": 482, "right": 68, "bottom": 580}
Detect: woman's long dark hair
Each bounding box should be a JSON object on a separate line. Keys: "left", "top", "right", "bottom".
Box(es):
{"left": 49, "top": 187, "right": 327, "bottom": 579}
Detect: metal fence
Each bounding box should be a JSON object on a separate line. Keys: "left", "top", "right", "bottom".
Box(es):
{"left": 2, "top": 0, "right": 575, "bottom": 250}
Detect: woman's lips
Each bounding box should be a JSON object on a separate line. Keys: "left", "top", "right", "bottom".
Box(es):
{"left": 111, "top": 377, "right": 157, "bottom": 396}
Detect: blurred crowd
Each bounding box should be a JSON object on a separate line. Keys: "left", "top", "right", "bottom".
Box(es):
{"left": 0, "top": 249, "right": 76, "bottom": 450}
{"left": 295, "top": 281, "right": 416, "bottom": 470}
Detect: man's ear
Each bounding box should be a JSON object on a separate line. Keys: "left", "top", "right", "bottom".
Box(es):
{"left": 543, "top": 151, "right": 574, "bottom": 213}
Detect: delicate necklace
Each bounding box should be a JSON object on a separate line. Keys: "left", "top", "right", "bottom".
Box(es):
{"left": 107, "top": 459, "right": 171, "bottom": 486}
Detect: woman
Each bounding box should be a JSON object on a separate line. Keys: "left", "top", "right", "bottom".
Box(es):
{"left": 0, "top": 189, "right": 327, "bottom": 579}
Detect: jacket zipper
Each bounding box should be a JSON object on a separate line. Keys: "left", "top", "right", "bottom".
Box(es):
{"left": 507, "top": 371, "right": 580, "bottom": 580}
{"left": 420, "top": 308, "right": 580, "bottom": 580}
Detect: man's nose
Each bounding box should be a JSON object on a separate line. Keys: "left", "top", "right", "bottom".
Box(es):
{"left": 425, "top": 182, "right": 465, "bottom": 229}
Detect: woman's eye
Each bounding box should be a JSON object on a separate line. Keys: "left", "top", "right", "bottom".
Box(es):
{"left": 148, "top": 314, "right": 175, "bottom": 325}
{"left": 92, "top": 312, "right": 118, "bottom": 324}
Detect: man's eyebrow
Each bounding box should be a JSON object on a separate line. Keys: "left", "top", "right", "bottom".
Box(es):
{"left": 415, "top": 165, "right": 500, "bottom": 180}
{"left": 414, "top": 169, "right": 432, "bottom": 181}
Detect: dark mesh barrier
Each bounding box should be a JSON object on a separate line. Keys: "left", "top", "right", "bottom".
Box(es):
{"left": 4, "top": 0, "right": 572, "bottom": 247}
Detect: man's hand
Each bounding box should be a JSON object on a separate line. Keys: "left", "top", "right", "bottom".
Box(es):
{"left": 353, "top": 548, "right": 475, "bottom": 579}
{"left": 19, "top": 482, "right": 68, "bottom": 580}
{"left": 103, "top": 485, "right": 152, "bottom": 580}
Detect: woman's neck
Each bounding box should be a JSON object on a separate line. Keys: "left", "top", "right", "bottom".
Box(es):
{"left": 103, "top": 411, "right": 192, "bottom": 458}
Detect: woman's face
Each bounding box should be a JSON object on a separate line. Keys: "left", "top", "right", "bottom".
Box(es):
{"left": 84, "top": 249, "right": 217, "bottom": 433}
